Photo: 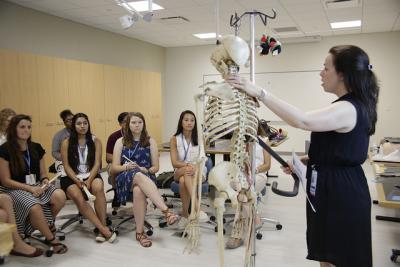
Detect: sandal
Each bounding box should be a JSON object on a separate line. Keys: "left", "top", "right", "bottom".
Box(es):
{"left": 162, "top": 208, "right": 178, "bottom": 225}
{"left": 136, "top": 232, "right": 152, "bottom": 248}
{"left": 45, "top": 236, "right": 68, "bottom": 254}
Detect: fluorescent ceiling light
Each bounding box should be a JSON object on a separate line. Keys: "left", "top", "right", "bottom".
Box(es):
{"left": 193, "top": 33, "right": 221, "bottom": 39}
{"left": 330, "top": 20, "right": 361, "bottom": 29}
{"left": 120, "top": 1, "right": 163, "bottom": 12}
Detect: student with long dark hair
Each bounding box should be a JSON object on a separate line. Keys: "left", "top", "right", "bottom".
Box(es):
{"left": 60, "top": 113, "right": 116, "bottom": 243}
{"left": 112, "top": 112, "right": 178, "bottom": 248}
{"left": 227, "top": 45, "right": 379, "bottom": 267}
{"left": 170, "top": 110, "right": 209, "bottom": 229}
{"left": 0, "top": 115, "right": 67, "bottom": 254}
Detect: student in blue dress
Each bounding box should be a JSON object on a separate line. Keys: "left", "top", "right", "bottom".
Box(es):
{"left": 226, "top": 45, "right": 379, "bottom": 267}
{"left": 112, "top": 112, "right": 178, "bottom": 247}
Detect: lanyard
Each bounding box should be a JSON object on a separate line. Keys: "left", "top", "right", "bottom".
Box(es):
{"left": 181, "top": 135, "right": 191, "bottom": 161}
{"left": 78, "top": 144, "right": 88, "bottom": 165}
{"left": 23, "top": 147, "right": 31, "bottom": 174}
{"left": 128, "top": 142, "right": 140, "bottom": 160}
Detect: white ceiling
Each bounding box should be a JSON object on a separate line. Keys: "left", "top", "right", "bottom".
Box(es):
{"left": 7, "top": 0, "right": 400, "bottom": 47}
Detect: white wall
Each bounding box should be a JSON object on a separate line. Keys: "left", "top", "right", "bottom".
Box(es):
{"left": 165, "top": 31, "right": 400, "bottom": 152}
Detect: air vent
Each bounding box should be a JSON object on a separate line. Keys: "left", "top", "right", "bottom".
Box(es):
{"left": 323, "top": 0, "right": 361, "bottom": 10}
{"left": 272, "top": 26, "right": 299, "bottom": 33}
{"left": 279, "top": 35, "right": 322, "bottom": 44}
{"left": 160, "top": 16, "right": 190, "bottom": 22}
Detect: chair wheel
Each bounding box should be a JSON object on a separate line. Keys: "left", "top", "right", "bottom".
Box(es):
{"left": 93, "top": 228, "right": 99, "bottom": 234}
{"left": 256, "top": 233, "right": 263, "bottom": 240}
{"left": 115, "top": 230, "right": 119, "bottom": 236}
{"left": 106, "top": 218, "right": 112, "bottom": 226}
{"left": 112, "top": 210, "right": 117, "bottom": 216}
{"left": 223, "top": 218, "right": 226, "bottom": 223}
{"left": 146, "top": 230, "right": 153, "bottom": 236}
{"left": 167, "top": 203, "right": 173, "bottom": 209}
{"left": 276, "top": 224, "right": 282, "bottom": 230}
{"left": 210, "top": 216, "right": 216, "bottom": 221}
{"left": 45, "top": 249, "right": 53, "bottom": 257}
{"left": 79, "top": 220, "right": 83, "bottom": 224}
{"left": 0, "top": 256, "right": 4, "bottom": 265}
{"left": 214, "top": 226, "right": 226, "bottom": 235}
{"left": 159, "top": 221, "right": 167, "bottom": 228}
{"left": 391, "top": 255, "right": 397, "bottom": 262}
{"left": 59, "top": 235, "right": 65, "bottom": 241}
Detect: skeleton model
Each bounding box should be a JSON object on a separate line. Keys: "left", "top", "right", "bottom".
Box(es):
{"left": 182, "top": 35, "right": 259, "bottom": 267}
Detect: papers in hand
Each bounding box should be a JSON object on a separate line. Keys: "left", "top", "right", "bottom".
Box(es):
{"left": 372, "top": 149, "right": 400, "bottom": 163}
{"left": 292, "top": 151, "right": 316, "bottom": 213}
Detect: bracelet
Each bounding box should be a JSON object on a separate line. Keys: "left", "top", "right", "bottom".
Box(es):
{"left": 258, "top": 88, "right": 267, "bottom": 101}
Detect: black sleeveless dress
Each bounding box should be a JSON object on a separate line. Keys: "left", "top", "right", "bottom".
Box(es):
{"left": 306, "top": 93, "right": 372, "bottom": 267}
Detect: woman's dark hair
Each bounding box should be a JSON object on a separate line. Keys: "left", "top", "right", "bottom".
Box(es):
{"left": 117, "top": 112, "right": 128, "bottom": 124}
{"left": 174, "top": 110, "right": 198, "bottom": 146}
{"left": 67, "top": 113, "right": 95, "bottom": 173}
{"left": 123, "top": 112, "right": 150, "bottom": 148}
{"left": 329, "top": 45, "right": 379, "bottom": 135}
{"left": 59, "top": 109, "right": 73, "bottom": 121}
{"left": 6, "top": 114, "right": 38, "bottom": 177}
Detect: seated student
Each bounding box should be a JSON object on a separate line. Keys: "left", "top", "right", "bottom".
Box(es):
{"left": 0, "top": 193, "right": 43, "bottom": 257}
{"left": 170, "top": 110, "right": 209, "bottom": 229}
{"left": 0, "top": 108, "right": 16, "bottom": 146}
{"left": 51, "top": 109, "right": 73, "bottom": 162}
{"left": 106, "top": 112, "right": 128, "bottom": 207}
{"left": 225, "top": 124, "right": 272, "bottom": 249}
{"left": 60, "top": 113, "right": 116, "bottom": 243}
{"left": 106, "top": 112, "right": 128, "bottom": 164}
{"left": 0, "top": 115, "right": 67, "bottom": 254}
{"left": 112, "top": 112, "right": 178, "bottom": 248}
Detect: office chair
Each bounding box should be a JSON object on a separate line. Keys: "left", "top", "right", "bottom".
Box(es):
{"left": 255, "top": 184, "right": 282, "bottom": 240}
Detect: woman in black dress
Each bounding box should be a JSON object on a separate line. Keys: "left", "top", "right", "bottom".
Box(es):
{"left": 226, "top": 45, "right": 379, "bottom": 267}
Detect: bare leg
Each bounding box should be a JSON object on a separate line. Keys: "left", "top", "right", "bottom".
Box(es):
{"left": 0, "top": 194, "right": 36, "bottom": 254}
{"left": 320, "top": 262, "right": 336, "bottom": 267}
{"left": 49, "top": 189, "right": 66, "bottom": 218}
{"left": 179, "top": 176, "right": 190, "bottom": 218}
{"left": 132, "top": 186, "right": 147, "bottom": 233}
{"left": 91, "top": 179, "right": 107, "bottom": 225}
{"left": 29, "top": 204, "right": 57, "bottom": 240}
{"left": 66, "top": 185, "right": 111, "bottom": 238}
{"left": 133, "top": 173, "right": 168, "bottom": 211}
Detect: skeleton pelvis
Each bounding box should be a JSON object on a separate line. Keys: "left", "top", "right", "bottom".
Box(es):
{"left": 208, "top": 161, "right": 241, "bottom": 207}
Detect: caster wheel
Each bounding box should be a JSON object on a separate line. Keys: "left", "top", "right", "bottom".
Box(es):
{"left": 115, "top": 230, "right": 119, "bottom": 236}
{"left": 79, "top": 220, "right": 83, "bottom": 224}
{"left": 210, "top": 216, "right": 216, "bottom": 221}
{"left": 106, "top": 219, "right": 112, "bottom": 226}
{"left": 167, "top": 203, "right": 173, "bottom": 209}
{"left": 163, "top": 196, "right": 167, "bottom": 202}
{"left": 0, "top": 257, "right": 5, "bottom": 265}
{"left": 93, "top": 228, "right": 99, "bottom": 234}
{"left": 222, "top": 218, "right": 226, "bottom": 223}
{"left": 276, "top": 224, "right": 283, "bottom": 230}
{"left": 46, "top": 249, "right": 53, "bottom": 257}
{"left": 390, "top": 255, "right": 397, "bottom": 262}
{"left": 214, "top": 226, "right": 218, "bottom": 232}
{"left": 256, "top": 233, "right": 263, "bottom": 240}
{"left": 59, "top": 235, "right": 65, "bottom": 241}
{"left": 223, "top": 229, "right": 226, "bottom": 235}
{"left": 159, "top": 222, "right": 167, "bottom": 228}
{"left": 112, "top": 210, "right": 117, "bottom": 216}
{"left": 146, "top": 230, "right": 153, "bottom": 236}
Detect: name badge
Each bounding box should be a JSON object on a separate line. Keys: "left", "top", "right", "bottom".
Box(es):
{"left": 309, "top": 169, "right": 318, "bottom": 196}
{"left": 25, "top": 174, "right": 36, "bottom": 185}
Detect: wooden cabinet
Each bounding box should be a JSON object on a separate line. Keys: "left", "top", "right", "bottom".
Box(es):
{"left": 0, "top": 49, "right": 162, "bottom": 168}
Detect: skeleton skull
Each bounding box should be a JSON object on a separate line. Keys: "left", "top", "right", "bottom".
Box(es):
{"left": 210, "top": 35, "right": 250, "bottom": 76}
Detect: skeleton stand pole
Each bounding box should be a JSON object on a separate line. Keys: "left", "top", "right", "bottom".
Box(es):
{"left": 249, "top": 12, "right": 256, "bottom": 267}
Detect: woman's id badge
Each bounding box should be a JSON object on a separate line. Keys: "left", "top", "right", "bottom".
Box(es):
{"left": 310, "top": 169, "right": 317, "bottom": 196}
{"left": 25, "top": 174, "right": 36, "bottom": 185}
